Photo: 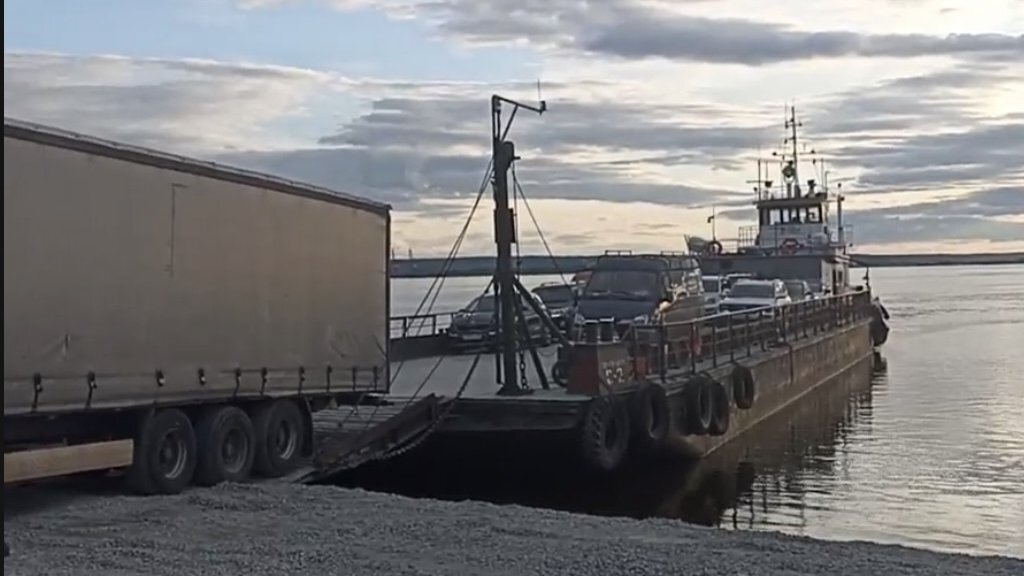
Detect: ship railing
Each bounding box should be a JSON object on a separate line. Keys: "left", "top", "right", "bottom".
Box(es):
{"left": 389, "top": 311, "right": 455, "bottom": 339}
{"left": 737, "top": 225, "right": 758, "bottom": 248}
{"left": 623, "top": 290, "right": 873, "bottom": 380}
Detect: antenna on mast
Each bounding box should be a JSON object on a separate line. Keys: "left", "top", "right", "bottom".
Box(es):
{"left": 783, "top": 104, "right": 802, "bottom": 198}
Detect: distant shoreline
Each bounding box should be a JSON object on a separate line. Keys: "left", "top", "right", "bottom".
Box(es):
{"left": 390, "top": 252, "right": 1024, "bottom": 278}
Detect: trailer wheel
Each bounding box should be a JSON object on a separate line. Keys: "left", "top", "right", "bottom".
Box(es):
{"left": 126, "top": 408, "right": 197, "bottom": 495}
{"left": 195, "top": 406, "right": 255, "bottom": 486}
{"left": 251, "top": 399, "right": 305, "bottom": 478}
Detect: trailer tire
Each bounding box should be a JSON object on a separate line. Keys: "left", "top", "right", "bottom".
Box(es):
{"left": 731, "top": 364, "right": 756, "bottom": 410}
{"left": 631, "top": 383, "right": 670, "bottom": 454}
{"left": 708, "top": 380, "right": 731, "bottom": 436}
{"left": 126, "top": 408, "right": 197, "bottom": 495}
{"left": 684, "top": 376, "right": 713, "bottom": 435}
{"left": 195, "top": 406, "right": 255, "bottom": 486}
{"left": 251, "top": 399, "right": 306, "bottom": 478}
{"left": 580, "top": 397, "right": 630, "bottom": 472}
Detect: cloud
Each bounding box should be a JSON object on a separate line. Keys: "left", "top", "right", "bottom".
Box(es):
{"left": 4, "top": 49, "right": 1022, "bottom": 254}
{"left": 269, "top": 0, "right": 1024, "bottom": 65}
{"left": 3, "top": 51, "right": 336, "bottom": 152}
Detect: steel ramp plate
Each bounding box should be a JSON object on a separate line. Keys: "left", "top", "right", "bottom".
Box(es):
{"left": 294, "top": 394, "right": 446, "bottom": 484}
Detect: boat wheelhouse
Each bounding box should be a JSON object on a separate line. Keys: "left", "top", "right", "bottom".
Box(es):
{"left": 691, "top": 106, "right": 854, "bottom": 295}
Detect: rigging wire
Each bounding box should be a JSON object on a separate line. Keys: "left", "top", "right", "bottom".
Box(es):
{"left": 397, "top": 277, "right": 494, "bottom": 411}
{"left": 390, "top": 157, "right": 493, "bottom": 385}
{"left": 401, "top": 157, "right": 494, "bottom": 339}
{"left": 348, "top": 158, "right": 495, "bottom": 435}
{"left": 511, "top": 163, "right": 569, "bottom": 287}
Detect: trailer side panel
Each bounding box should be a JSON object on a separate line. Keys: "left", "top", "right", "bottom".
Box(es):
{"left": 4, "top": 129, "right": 389, "bottom": 416}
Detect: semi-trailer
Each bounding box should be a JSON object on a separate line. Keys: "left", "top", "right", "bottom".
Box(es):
{"left": 3, "top": 118, "right": 392, "bottom": 494}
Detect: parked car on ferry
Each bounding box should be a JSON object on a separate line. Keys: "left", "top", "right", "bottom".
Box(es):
{"left": 719, "top": 279, "right": 792, "bottom": 316}
{"left": 702, "top": 275, "right": 726, "bottom": 315}
{"left": 447, "top": 292, "right": 549, "bottom": 350}
{"left": 784, "top": 279, "right": 815, "bottom": 302}
{"left": 532, "top": 282, "right": 576, "bottom": 330}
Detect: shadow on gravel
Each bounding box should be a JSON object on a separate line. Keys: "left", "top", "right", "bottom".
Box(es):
{"left": 4, "top": 471, "right": 130, "bottom": 520}
{"left": 325, "top": 354, "right": 883, "bottom": 531}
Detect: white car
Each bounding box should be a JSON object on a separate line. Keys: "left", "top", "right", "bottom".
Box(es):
{"left": 783, "top": 279, "right": 815, "bottom": 302}
{"left": 701, "top": 275, "right": 725, "bottom": 315}
{"left": 719, "top": 279, "right": 792, "bottom": 316}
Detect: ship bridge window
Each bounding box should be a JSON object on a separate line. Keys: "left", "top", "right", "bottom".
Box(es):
{"left": 761, "top": 206, "right": 823, "bottom": 225}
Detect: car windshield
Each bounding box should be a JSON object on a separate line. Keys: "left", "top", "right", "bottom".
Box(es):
{"left": 468, "top": 296, "right": 496, "bottom": 312}
{"left": 467, "top": 295, "right": 537, "bottom": 313}
{"left": 702, "top": 278, "right": 721, "bottom": 293}
{"left": 784, "top": 281, "right": 806, "bottom": 298}
{"left": 583, "top": 270, "right": 660, "bottom": 300}
{"left": 728, "top": 283, "right": 775, "bottom": 299}
{"left": 533, "top": 285, "right": 573, "bottom": 307}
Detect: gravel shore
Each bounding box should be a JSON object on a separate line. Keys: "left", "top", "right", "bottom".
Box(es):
{"left": 4, "top": 482, "right": 1021, "bottom": 576}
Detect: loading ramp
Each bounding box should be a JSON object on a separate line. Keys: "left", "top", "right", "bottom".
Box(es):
{"left": 286, "top": 394, "right": 449, "bottom": 484}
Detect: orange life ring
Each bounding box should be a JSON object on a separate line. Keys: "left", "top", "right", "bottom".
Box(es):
{"left": 779, "top": 238, "right": 801, "bottom": 255}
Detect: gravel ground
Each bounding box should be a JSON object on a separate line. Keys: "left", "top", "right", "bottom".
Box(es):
{"left": 4, "top": 483, "right": 1021, "bottom": 576}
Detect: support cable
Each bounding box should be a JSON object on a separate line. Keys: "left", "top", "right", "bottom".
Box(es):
{"left": 511, "top": 164, "right": 569, "bottom": 287}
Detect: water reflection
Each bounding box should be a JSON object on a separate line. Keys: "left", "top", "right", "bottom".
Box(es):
{"left": 335, "top": 354, "right": 883, "bottom": 537}
{"left": 383, "top": 266, "right": 1024, "bottom": 557}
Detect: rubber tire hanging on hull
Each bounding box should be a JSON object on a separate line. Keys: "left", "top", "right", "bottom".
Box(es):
{"left": 870, "top": 317, "right": 890, "bottom": 347}
{"left": 730, "top": 364, "right": 756, "bottom": 410}
{"left": 684, "top": 376, "right": 713, "bottom": 435}
{"left": 707, "top": 379, "right": 731, "bottom": 436}
{"left": 580, "top": 396, "right": 631, "bottom": 472}
{"left": 631, "top": 382, "right": 670, "bottom": 455}
{"left": 126, "top": 408, "right": 197, "bottom": 495}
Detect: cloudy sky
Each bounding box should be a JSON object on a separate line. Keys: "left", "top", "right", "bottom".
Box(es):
{"left": 4, "top": 0, "right": 1023, "bottom": 256}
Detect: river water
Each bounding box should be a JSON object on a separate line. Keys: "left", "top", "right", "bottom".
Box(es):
{"left": 387, "top": 265, "right": 1024, "bottom": 558}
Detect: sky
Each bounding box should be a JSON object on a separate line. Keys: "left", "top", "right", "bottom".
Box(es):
{"left": 4, "top": 0, "right": 1023, "bottom": 256}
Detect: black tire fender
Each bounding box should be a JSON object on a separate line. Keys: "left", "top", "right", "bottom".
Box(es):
{"left": 631, "top": 382, "right": 670, "bottom": 454}
{"left": 684, "top": 376, "right": 713, "bottom": 435}
{"left": 731, "top": 364, "right": 756, "bottom": 410}
{"left": 580, "top": 396, "right": 630, "bottom": 472}
{"left": 708, "top": 379, "right": 731, "bottom": 436}
{"left": 250, "top": 399, "right": 307, "bottom": 478}
{"left": 126, "top": 408, "right": 197, "bottom": 495}
{"left": 195, "top": 405, "right": 256, "bottom": 486}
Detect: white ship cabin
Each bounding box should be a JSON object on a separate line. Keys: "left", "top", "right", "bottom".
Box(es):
{"left": 738, "top": 174, "right": 850, "bottom": 257}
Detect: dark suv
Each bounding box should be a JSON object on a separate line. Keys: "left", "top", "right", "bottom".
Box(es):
{"left": 531, "top": 282, "right": 576, "bottom": 330}
{"left": 573, "top": 252, "right": 706, "bottom": 336}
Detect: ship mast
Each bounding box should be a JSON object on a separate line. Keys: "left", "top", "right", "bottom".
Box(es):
{"left": 489, "top": 93, "right": 546, "bottom": 396}
{"left": 784, "top": 104, "right": 802, "bottom": 198}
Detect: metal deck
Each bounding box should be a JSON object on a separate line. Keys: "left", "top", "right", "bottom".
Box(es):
{"left": 298, "top": 291, "right": 877, "bottom": 481}
{"left": 389, "top": 347, "right": 563, "bottom": 399}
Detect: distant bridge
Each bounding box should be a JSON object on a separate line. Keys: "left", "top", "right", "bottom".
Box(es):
{"left": 390, "top": 252, "right": 1024, "bottom": 278}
